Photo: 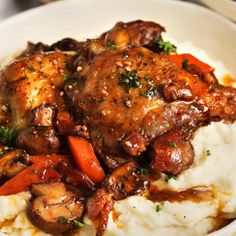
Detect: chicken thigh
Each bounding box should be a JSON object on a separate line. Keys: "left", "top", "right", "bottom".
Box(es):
{"left": 0, "top": 52, "right": 74, "bottom": 154}
{"left": 66, "top": 21, "right": 236, "bottom": 174}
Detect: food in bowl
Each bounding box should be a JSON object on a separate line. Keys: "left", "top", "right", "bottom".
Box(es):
{"left": 0, "top": 20, "right": 235, "bottom": 236}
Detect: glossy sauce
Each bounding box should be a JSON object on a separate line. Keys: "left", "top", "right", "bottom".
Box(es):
{"left": 147, "top": 185, "right": 214, "bottom": 203}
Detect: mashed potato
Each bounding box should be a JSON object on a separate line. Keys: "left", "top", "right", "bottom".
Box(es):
{"left": 78, "top": 122, "right": 236, "bottom": 236}
{"left": 1, "top": 122, "right": 235, "bottom": 236}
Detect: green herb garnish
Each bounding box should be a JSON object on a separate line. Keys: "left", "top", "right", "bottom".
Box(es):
{"left": 138, "top": 52, "right": 144, "bottom": 58}
{"left": 73, "top": 220, "right": 85, "bottom": 228}
{"left": 107, "top": 40, "right": 118, "bottom": 50}
{"left": 119, "top": 70, "right": 141, "bottom": 91}
{"left": 164, "top": 173, "right": 177, "bottom": 183}
{"left": 140, "top": 86, "right": 160, "bottom": 98}
{"left": 156, "top": 39, "right": 176, "bottom": 54}
{"left": 155, "top": 202, "right": 164, "bottom": 213}
{"left": 57, "top": 216, "right": 70, "bottom": 224}
{"left": 121, "top": 51, "right": 129, "bottom": 58}
{"left": 140, "top": 168, "right": 149, "bottom": 176}
{"left": 182, "top": 59, "right": 189, "bottom": 69}
{"left": 27, "top": 66, "right": 36, "bottom": 72}
{"left": 169, "top": 141, "right": 177, "bottom": 148}
{"left": 0, "top": 126, "right": 18, "bottom": 145}
{"left": 206, "top": 149, "right": 211, "bottom": 156}
{"left": 63, "top": 76, "right": 69, "bottom": 81}
{"left": 30, "top": 169, "right": 38, "bottom": 174}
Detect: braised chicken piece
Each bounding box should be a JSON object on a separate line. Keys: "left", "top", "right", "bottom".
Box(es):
{"left": 66, "top": 20, "right": 236, "bottom": 175}
{"left": 75, "top": 20, "right": 165, "bottom": 69}
{"left": 28, "top": 182, "right": 85, "bottom": 234}
{"left": 0, "top": 52, "right": 74, "bottom": 154}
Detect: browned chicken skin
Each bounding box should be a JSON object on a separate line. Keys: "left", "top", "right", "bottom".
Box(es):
{"left": 0, "top": 52, "right": 74, "bottom": 154}
{"left": 66, "top": 20, "right": 236, "bottom": 175}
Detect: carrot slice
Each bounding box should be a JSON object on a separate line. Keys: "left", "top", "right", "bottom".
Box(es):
{"left": 164, "top": 53, "right": 215, "bottom": 74}
{"left": 0, "top": 155, "right": 68, "bottom": 196}
{"left": 67, "top": 136, "right": 105, "bottom": 184}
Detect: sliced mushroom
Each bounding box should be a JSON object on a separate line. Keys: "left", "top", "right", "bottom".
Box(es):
{"left": 28, "top": 182, "right": 85, "bottom": 234}
{"left": 105, "top": 161, "right": 149, "bottom": 200}
{"left": 0, "top": 149, "right": 30, "bottom": 184}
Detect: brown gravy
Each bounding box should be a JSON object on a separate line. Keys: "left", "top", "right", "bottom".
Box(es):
{"left": 147, "top": 185, "right": 214, "bottom": 203}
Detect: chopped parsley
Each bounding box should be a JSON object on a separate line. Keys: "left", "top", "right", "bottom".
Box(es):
{"left": 27, "top": 66, "right": 36, "bottom": 72}
{"left": 169, "top": 141, "right": 177, "bottom": 148}
{"left": 121, "top": 51, "right": 129, "bottom": 58}
{"left": 73, "top": 220, "right": 85, "bottom": 228}
{"left": 156, "top": 39, "right": 176, "bottom": 54}
{"left": 138, "top": 52, "right": 144, "bottom": 58}
{"left": 63, "top": 75, "right": 69, "bottom": 81}
{"left": 139, "top": 167, "right": 149, "bottom": 176}
{"left": 140, "top": 86, "right": 160, "bottom": 98}
{"left": 206, "top": 149, "right": 211, "bottom": 156}
{"left": 107, "top": 40, "right": 118, "bottom": 50}
{"left": 182, "top": 58, "right": 189, "bottom": 69}
{"left": 0, "top": 126, "right": 18, "bottom": 145}
{"left": 57, "top": 216, "right": 70, "bottom": 224}
{"left": 119, "top": 70, "right": 141, "bottom": 91}
{"left": 30, "top": 169, "right": 38, "bottom": 174}
{"left": 164, "top": 173, "right": 177, "bottom": 183}
{"left": 155, "top": 202, "right": 164, "bottom": 213}
{"left": 4, "top": 146, "right": 13, "bottom": 151}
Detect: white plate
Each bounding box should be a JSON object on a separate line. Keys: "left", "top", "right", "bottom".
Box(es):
{"left": 0, "top": 0, "right": 236, "bottom": 235}
{"left": 200, "top": 0, "right": 236, "bottom": 22}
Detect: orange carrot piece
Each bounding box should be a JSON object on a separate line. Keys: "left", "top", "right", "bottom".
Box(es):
{"left": 164, "top": 53, "right": 215, "bottom": 74}
{"left": 67, "top": 136, "right": 105, "bottom": 184}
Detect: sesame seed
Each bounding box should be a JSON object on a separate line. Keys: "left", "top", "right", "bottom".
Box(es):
{"left": 101, "top": 89, "right": 108, "bottom": 96}
{"left": 77, "top": 66, "right": 82, "bottom": 72}
{"left": 124, "top": 141, "right": 132, "bottom": 147}
{"left": 116, "top": 62, "right": 123, "bottom": 67}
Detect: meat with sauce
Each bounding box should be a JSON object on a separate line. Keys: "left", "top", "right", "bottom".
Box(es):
{"left": 65, "top": 20, "right": 236, "bottom": 175}
{"left": 0, "top": 52, "right": 74, "bottom": 154}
